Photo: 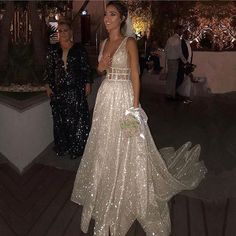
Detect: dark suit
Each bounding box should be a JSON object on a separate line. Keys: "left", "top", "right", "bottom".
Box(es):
{"left": 176, "top": 39, "right": 192, "bottom": 89}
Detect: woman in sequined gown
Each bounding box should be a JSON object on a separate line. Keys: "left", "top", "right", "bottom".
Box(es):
{"left": 44, "top": 18, "right": 92, "bottom": 159}
{"left": 71, "top": 1, "right": 207, "bottom": 235}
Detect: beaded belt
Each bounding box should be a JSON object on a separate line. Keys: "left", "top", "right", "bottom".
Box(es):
{"left": 106, "top": 67, "right": 130, "bottom": 81}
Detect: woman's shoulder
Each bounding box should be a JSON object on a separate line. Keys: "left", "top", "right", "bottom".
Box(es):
{"left": 100, "top": 38, "right": 108, "bottom": 43}
{"left": 126, "top": 37, "right": 137, "bottom": 49}
{"left": 99, "top": 38, "right": 107, "bottom": 47}
{"left": 100, "top": 39, "right": 106, "bottom": 45}
{"left": 126, "top": 37, "right": 137, "bottom": 45}
{"left": 98, "top": 38, "right": 108, "bottom": 52}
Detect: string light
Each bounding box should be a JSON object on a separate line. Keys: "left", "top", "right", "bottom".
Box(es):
{"left": 182, "top": 2, "right": 236, "bottom": 50}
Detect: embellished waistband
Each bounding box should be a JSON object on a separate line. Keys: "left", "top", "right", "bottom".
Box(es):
{"left": 106, "top": 67, "right": 130, "bottom": 81}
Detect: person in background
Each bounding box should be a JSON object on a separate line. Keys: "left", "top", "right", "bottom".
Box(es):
{"left": 44, "top": 18, "right": 92, "bottom": 159}
{"left": 146, "top": 40, "right": 162, "bottom": 73}
{"left": 71, "top": 2, "right": 207, "bottom": 236}
{"left": 137, "top": 31, "right": 147, "bottom": 77}
{"left": 176, "top": 29, "right": 194, "bottom": 104}
{"left": 165, "top": 24, "right": 187, "bottom": 100}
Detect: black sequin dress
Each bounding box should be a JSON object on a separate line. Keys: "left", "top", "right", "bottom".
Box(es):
{"left": 44, "top": 42, "right": 92, "bottom": 156}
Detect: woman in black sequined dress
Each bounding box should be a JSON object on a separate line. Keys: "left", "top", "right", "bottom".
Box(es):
{"left": 44, "top": 18, "right": 92, "bottom": 159}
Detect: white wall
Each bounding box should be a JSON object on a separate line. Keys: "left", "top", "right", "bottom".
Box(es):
{"left": 73, "top": 0, "right": 106, "bottom": 43}
{"left": 193, "top": 51, "right": 236, "bottom": 93}
{"left": 0, "top": 100, "right": 53, "bottom": 172}
{"left": 159, "top": 51, "right": 236, "bottom": 93}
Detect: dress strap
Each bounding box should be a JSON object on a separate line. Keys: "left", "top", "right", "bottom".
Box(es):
{"left": 101, "top": 39, "right": 108, "bottom": 54}
{"left": 98, "top": 39, "right": 108, "bottom": 62}
{"left": 98, "top": 37, "right": 128, "bottom": 62}
{"left": 119, "top": 37, "right": 129, "bottom": 50}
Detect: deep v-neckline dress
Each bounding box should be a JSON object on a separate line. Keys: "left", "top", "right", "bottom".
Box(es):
{"left": 71, "top": 37, "right": 207, "bottom": 236}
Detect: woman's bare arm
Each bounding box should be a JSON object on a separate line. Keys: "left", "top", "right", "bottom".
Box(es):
{"left": 127, "top": 37, "right": 140, "bottom": 108}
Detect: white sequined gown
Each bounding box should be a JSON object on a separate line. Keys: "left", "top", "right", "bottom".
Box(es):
{"left": 71, "top": 37, "right": 207, "bottom": 236}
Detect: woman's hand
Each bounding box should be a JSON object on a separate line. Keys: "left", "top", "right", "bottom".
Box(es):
{"left": 97, "top": 54, "right": 112, "bottom": 73}
{"left": 46, "top": 84, "right": 53, "bottom": 97}
{"left": 85, "top": 83, "right": 92, "bottom": 96}
{"left": 133, "top": 103, "right": 139, "bottom": 109}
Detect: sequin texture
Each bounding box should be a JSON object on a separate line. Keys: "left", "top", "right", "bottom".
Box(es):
{"left": 44, "top": 43, "right": 92, "bottom": 156}
{"left": 71, "top": 37, "right": 207, "bottom": 236}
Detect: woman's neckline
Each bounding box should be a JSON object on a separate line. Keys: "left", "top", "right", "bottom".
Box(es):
{"left": 60, "top": 41, "right": 74, "bottom": 51}
{"left": 103, "top": 36, "right": 127, "bottom": 58}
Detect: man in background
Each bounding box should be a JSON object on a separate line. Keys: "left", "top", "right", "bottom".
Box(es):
{"left": 176, "top": 30, "right": 193, "bottom": 91}
{"left": 165, "top": 25, "right": 187, "bottom": 100}
{"left": 176, "top": 29, "right": 194, "bottom": 104}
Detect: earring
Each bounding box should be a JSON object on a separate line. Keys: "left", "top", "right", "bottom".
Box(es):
{"left": 70, "top": 35, "right": 73, "bottom": 42}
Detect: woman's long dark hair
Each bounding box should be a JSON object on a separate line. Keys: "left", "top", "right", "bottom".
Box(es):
{"left": 106, "top": 1, "right": 128, "bottom": 28}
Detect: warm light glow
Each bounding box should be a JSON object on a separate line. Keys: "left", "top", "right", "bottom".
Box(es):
{"left": 132, "top": 17, "right": 150, "bottom": 35}
{"left": 127, "top": 1, "right": 152, "bottom": 37}
{"left": 55, "top": 13, "right": 60, "bottom": 20}
{"left": 182, "top": 2, "right": 236, "bottom": 50}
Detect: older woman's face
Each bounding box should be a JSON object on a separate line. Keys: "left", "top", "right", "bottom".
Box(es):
{"left": 104, "top": 4, "right": 122, "bottom": 32}
{"left": 58, "top": 24, "right": 72, "bottom": 42}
